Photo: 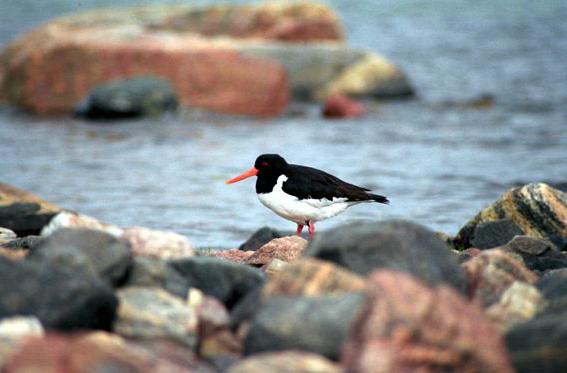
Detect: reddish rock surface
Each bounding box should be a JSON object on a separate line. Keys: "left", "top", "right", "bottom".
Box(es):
{"left": 245, "top": 236, "right": 308, "bottom": 266}
{"left": 231, "top": 351, "right": 339, "bottom": 373}
{"left": 3, "top": 332, "right": 214, "bottom": 372}
{"left": 341, "top": 270, "right": 513, "bottom": 373}
{"left": 187, "top": 288, "right": 241, "bottom": 358}
{"left": 155, "top": 3, "right": 343, "bottom": 42}
{"left": 1, "top": 32, "right": 288, "bottom": 116}
{"left": 322, "top": 94, "right": 366, "bottom": 118}
{"left": 121, "top": 227, "right": 194, "bottom": 259}
{"left": 462, "top": 248, "right": 538, "bottom": 307}
{"left": 263, "top": 257, "right": 365, "bottom": 297}
{"left": 209, "top": 249, "right": 255, "bottom": 264}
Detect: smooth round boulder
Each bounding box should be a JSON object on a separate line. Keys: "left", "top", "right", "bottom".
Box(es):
{"left": 304, "top": 220, "right": 467, "bottom": 292}
{"left": 75, "top": 76, "right": 178, "bottom": 120}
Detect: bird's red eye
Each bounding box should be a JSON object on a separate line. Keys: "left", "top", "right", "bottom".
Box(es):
{"left": 262, "top": 162, "right": 269, "bottom": 167}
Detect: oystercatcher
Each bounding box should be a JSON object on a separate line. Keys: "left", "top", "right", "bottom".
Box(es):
{"left": 226, "top": 154, "right": 389, "bottom": 239}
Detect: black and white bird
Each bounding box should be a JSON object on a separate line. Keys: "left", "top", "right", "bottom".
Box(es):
{"left": 226, "top": 154, "right": 389, "bottom": 239}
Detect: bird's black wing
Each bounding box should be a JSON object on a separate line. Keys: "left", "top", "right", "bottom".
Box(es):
{"left": 283, "top": 165, "right": 388, "bottom": 203}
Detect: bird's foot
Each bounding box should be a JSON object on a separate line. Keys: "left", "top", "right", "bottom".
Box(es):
{"left": 308, "top": 221, "right": 315, "bottom": 240}
{"left": 296, "top": 224, "right": 304, "bottom": 236}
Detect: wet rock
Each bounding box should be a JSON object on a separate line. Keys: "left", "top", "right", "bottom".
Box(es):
{"left": 304, "top": 220, "right": 467, "bottom": 292}
{"left": 486, "top": 281, "right": 545, "bottom": 331}
{"left": 455, "top": 183, "right": 567, "bottom": 250}
{"left": 114, "top": 286, "right": 198, "bottom": 348}
{"left": 0, "top": 183, "right": 61, "bottom": 236}
{"left": 462, "top": 248, "right": 538, "bottom": 307}
{"left": 506, "top": 312, "right": 567, "bottom": 373}
{"left": 169, "top": 256, "right": 266, "bottom": 309}
{"left": 230, "top": 351, "right": 339, "bottom": 373}
{"left": 317, "top": 53, "right": 414, "bottom": 99}
{"left": 3, "top": 332, "right": 215, "bottom": 373}
{"left": 321, "top": 93, "right": 366, "bottom": 118}
{"left": 501, "top": 235, "right": 567, "bottom": 273}
{"left": 341, "top": 270, "right": 513, "bottom": 373}
{"left": 28, "top": 228, "right": 132, "bottom": 286}
{"left": 238, "top": 226, "right": 282, "bottom": 252}
{"left": 245, "top": 236, "right": 308, "bottom": 266}
{"left": 469, "top": 218, "right": 524, "bottom": 249}
{"left": 0, "top": 256, "right": 117, "bottom": 330}
{"left": 121, "top": 226, "right": 194, "bottom": 259}
{"left": 155, "top": 2, "right": 343, "bottom": 42}
{"left": 0, "top": 6, "right": 289, "bottom": 117}
{"left": 208, "top": 249, "right": 255, "bottom": 264}
{"left": 41, "top": 211, "right": 123, "bottom": 237}
{"left": 124, "top": 256, "right": 189, "bottom": 298}
{"left": 243, "top": 293, "right": 363, "bottom": 359}
{"left": 263, "top": 258, "right": 365, "bottom": 297}
{"left": 75, "top": 76, "right": 178, "bottom": 120}
{"left": 537, "top": 269, "right": 567, "bottom": 315}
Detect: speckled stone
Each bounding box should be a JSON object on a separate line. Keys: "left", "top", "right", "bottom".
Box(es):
{"left": 262, "top": 257, "right": 365, "bottom": 297}
{"left": 455, "top": 183, "right": 567, "bottom": 250}
{"left": 341, "top": 270, "right": 513, "bottom": 373}
{"left": 462, "top": 248, "right": 538, "bottom": 307}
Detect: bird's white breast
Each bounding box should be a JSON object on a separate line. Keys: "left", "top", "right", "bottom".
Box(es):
{"left": 257, "top": 175, "right": 356, "bottom": 224}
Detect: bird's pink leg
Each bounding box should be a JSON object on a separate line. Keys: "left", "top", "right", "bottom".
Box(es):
{"left": 308, "top": 221, "right": 315, "bottom": 240}
{"left": 296, "top": 224, "right": 304, "bottom": 236}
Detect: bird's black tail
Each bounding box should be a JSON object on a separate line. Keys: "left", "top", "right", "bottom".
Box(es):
{"left": 369, "top": 193, "right": 389, "bottom": 204}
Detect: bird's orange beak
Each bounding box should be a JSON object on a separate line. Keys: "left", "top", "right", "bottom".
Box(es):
{"left": 225, "top": 167, "right": 258, "bottom": 184}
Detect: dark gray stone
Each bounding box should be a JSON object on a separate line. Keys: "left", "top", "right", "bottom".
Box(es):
{"left": 125, "top": 257, "right": 189, "bottom": 298}
{"left": 0, "top": 203, "right": 57, "bottom": 236}
{"left": 75, "top": 76, "right": 178, "bottom": 120}
{"left": 168, "top": 257, "right": 266, "bottom": 309}
{"left": 28, "top": 228, "right": 132, "bottom": 286}
{"left": 506, "top": 312, "right": 567, "bottom": 373}
{"left": 0, "top": 256, "right": 117, "bottom": 330}
{"left": 243, "top": 293, "right": 363, "bottom": 359}
{"left": 230, "top": 287, "right": 263, "bottom": 329}
{"left": 503, "top": 236, "right": 567, "bottom": 273}
{"left": 238, "top": 227, "right": 282, "bottom": 252}
{"left": 304, "top": 220, "right": 467, "bottom": 292}
{"left": 537, "top": 269, "right": 567, "bottom": 316}
{"left": 470, "top": 219, "right": 523, "bottom": 249}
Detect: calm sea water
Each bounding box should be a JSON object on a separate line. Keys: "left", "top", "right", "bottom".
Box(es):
{"left": 1, "top": 0, "right": 566, "bottom": 247}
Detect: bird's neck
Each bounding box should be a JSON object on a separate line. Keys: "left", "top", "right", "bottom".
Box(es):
{"left": 255, "top": 172, "right": 283, "bottom": 194}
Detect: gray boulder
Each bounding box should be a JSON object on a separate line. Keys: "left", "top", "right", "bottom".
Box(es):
{"left": 28, "top": 228, "right": 132, "bottom": 286}
{"left": 304, "top": 220, "right": 466, "bottom": 292}
{"left": 168, "top": 257, "right": 266, "bottom": 309}
{"left": 243, "top": 293, "right": 363, "bottom": 359}
{"left": 75, "top": 76, "right": 178, "bottom": 120}
{"left": 0, "top": 256, "right": 117, "bottom": 330}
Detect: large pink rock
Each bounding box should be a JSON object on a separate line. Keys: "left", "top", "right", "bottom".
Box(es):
{"left": 155, "top": 3, "right": 343, "bottom": 42}
{"left": 0, "top": 4, "right": 308, "bottom": 117}
{"left": 1, "top": 31, "right": 288, "bottom": 116}
{"left": 3, "top": 332, "right": 214, "bottom": 372}
{"left": 341, "top": 270, "right": 513, "bottom": 373}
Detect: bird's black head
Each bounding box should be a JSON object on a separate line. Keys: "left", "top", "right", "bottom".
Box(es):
{"left": 254, "top": 154, "right": 288, "bottom": 176}
{"left": 225, "top": 154, "right": 289, "bottom": 186}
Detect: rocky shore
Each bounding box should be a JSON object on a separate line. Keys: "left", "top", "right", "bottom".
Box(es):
{"left": 0, "top": 2, "right": 412, "bottom": 118}
{"left": 0, "top": 181, "right": 565, "bottom": 372}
